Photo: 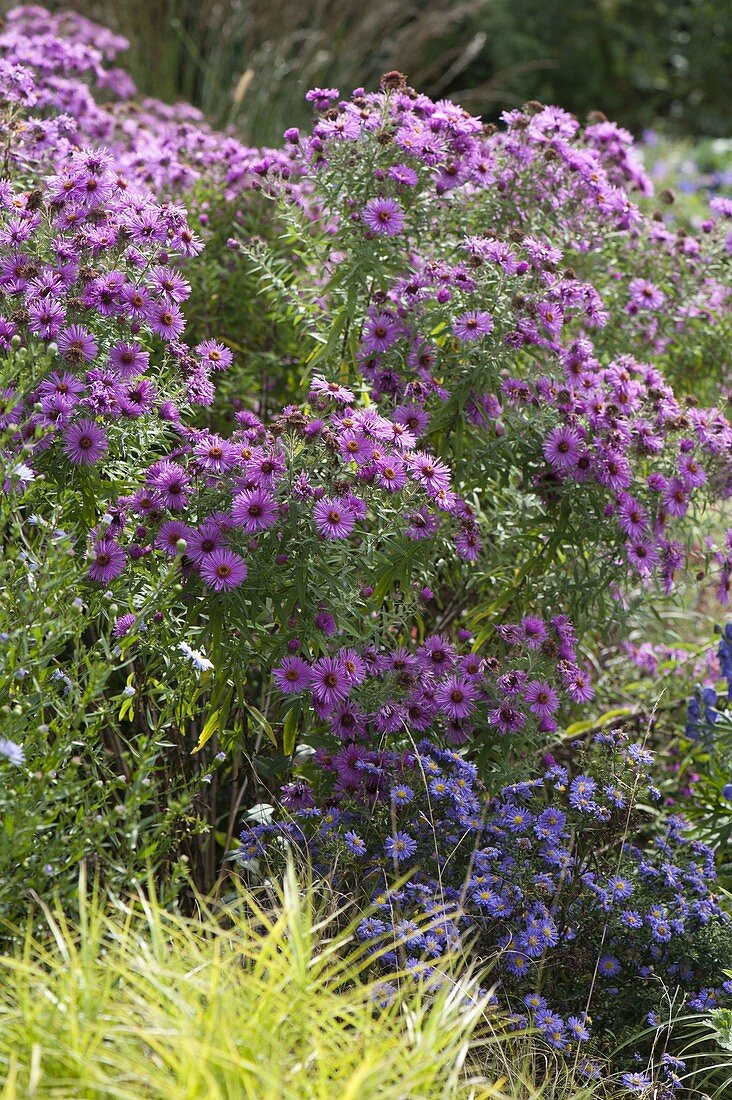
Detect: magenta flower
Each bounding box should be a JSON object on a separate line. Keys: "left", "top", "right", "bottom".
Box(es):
{"left": 543, "top": 427, "right": 582, "bottom": 473}
{"left": 186, "top": 521, "right": 226, "bottom": 563}
{"left": 629, "top": 278, "right": 665, "bottom": 309}
{"left": 232, "top": 487, "right": 278, "bottom": 533}
{"left": 520, "top": 616, "right": 548, "bottom": 648}
{"left": 57, "top": 325, "right": 98, "bottom": 364}
{"left": 147, "top": 301, "right": 186, "bottom": 340}
{"left": 523, "top": 681, "right": 560, "bottom": 721}
{"left": 88, "top": 539, "right": 126, "bottom": 583}
{"left": 452, "top": 310, "right": 494, "bottom": 341}
{"left": 308, "top": 656, "right": 351, "bottom": 707}
{"left": 200, "top": 548, "right": 248, "bottom": 591}
{"left": 313, "top": 497, "right": 356, "bottom": 539}
{"left": 150, "top": 462, "right": 190, "bottom": 510}
{"left": 273, "top": 656, "right": 311, "bottom": 693}
{"left": 109, "top": 342, "right": 150, "bottom": 379}
{"left": 62, "top": 419, "right": 108, "bottom": 466}
{"left": 155, "top": 520, "right": 192, "bottom": 556}
{"left": 362, "top": 197, "right": 405, "bottom": 236}
{"left": 407, "top": 451, "right": 452, "bottom": 495}
{"left": 310, "top": 376, "right": 355, "bottom": 404}
{"left": 436, "top": 675, "right": 477, "bottom": 720}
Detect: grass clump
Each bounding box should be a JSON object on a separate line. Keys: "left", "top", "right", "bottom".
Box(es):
{"left": 0, "top": 867, "right": 515, "bottom": 1100}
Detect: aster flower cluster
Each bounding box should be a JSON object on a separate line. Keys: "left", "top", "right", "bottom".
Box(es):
{"left": 271, "top": 614, "right": 592, "bottom": 752}
{"left": 84, "top": 395, "right": 463, "bottom": 655}
{"left": 269, "top": 80, "right": 732, "bottom": 618}
{"left": 241, "top": 730, "right": 732, "bottom": 1076}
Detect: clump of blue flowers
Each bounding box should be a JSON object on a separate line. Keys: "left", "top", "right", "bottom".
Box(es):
{"left": 240, "top": 729, "right": 732, "bottom": 1077}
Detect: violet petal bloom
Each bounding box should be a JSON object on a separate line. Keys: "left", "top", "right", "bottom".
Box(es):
{"left": 186, "top": 521, "right": 226, "bottom": 563}
{"left": 88, "top": 539, "right": 126, "bottom": 583}
{"left": 520, "top": 616, "right": 548, "bottom": 648}
{"left": 200, "top": 548, "right": 248, "bottom": 591}
{"left": 523, "top": 680, "right": 560, "bottom": 720}
{"left": 384, "top": 831, "right": 418, "bottom": 862}
{"left": 62, "top": 419, "right": 108, "bottom": 466}
{"left": 57, "top": 324, "right": 98, "bottom": 364}
{"left": 273, "top": 656, "right": 311, "bottom": 694}
{"left": 436, "top": 675, "right": 477, "bottom": 720}
{"left": 232, "top": 487, "right": 279, "bottom": 533}
{"left": 155, "top": 520, "right": 192, "bottom": 556}
{"left": 310, "top": 376, "right": 355, "bottom": 404}
{"left": 452, "top": 310, "right": 494, "bottom": 341}
{"left": 308, "top": 656, "right": 351, "bottom": 707}
{"left": 313, "top": 497, "right": 356, "bottom": 539}
{"left": 362, "top": 197, "right": 405, "bottom": 236}
{"left": 543, "top": 426, "right": 582, "bottom": 473}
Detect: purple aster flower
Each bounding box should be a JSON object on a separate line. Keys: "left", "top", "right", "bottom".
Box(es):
{"left": 313, "top": 497, "right": 356, "bottom": 539}
{"left": 569, "top": 774, "right": 597, "bottom": 811}
{"left": 523, "top": 681, "right": 560, "bottom": 720}
{"left": 436, "top": 675, "right": 477, "bottom": 719}
{"left": 520, "top": 616, "right": 548, "bottom": 648}
{"left": 200, "top": 549, "right": 248, "bottom": 591}
{"left": 598, "top": 954, "right": 621, "bottom": 977}
{"left": 184, "top": 521, "right": 226, "bottom": 563}
{"left": 232, "top": 487, "right": 278, "bottom": 533}
{"left": 452, "top": 310, "right": 494, "bottom": 341}
{"left": 113, "top": 613, "right": 138, "bottom": 639}
{"left": 88, "top": 539, "right": 126, "bottom": 583}
{"left": 616, "top": 494, "right": 648, "bottom": 539}
{"left": 150, "top": 462, "right": 190, "bottom": 511}
{"left": 620, "top": 1072, "right": 651, "bottom": 1093}
{"left": 155, "top": 520, "right": 192, "bottom": 556}
{"left": 629, "top": 278, "right": 665, "bottom": 309}
{"left": 310, "top": 376, "right": 355, "bottom": 404}
{"left": 384, "top": 831, "right": 417, "bottom": 862}
{"left": 626, "top": 539, "right": 659, "bottom": 576}
{"left": 62, "top": 419, "right": 108, "bottom": 466}
{"left": 362, "top": 197, "right": 405, "bottom": 236}
{"left": 344, "top": 830, "right": 367, "bottom": 856}
{"left": 543, "top": 426, "right": 582, "bottom": 473}
{"left": 147, "top": 301, "right": 186, "bottom": 340}
{"left": 308, "top": 656, "right": 351, "bottom": 707}
{"left": 57, "top": 325, "right": 98, "bottom": 365}
{"left": 389, "top": 163, "right": 419, "bottom": 187}
{"left": 109, "top": 342, "right": 150, "bottom": 379}
{"left": 195, "top": 339, "right": 233, "bottom": 371}
{"left": 273, "top": 656, "right": 310, "bottom": 693}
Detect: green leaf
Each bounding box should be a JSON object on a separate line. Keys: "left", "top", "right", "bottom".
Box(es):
{"left": 191, "top": 708, "right": 221, "bottom": 754}
{"left": 282, "top": 703, "right": 301, "bottom": 756}
{"left": 243, "top": 701, "right": 277, "bottom": 748}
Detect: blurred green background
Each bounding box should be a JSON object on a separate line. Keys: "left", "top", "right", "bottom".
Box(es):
{"left": 3, "top": 0, "right": 730, "bottom": 146}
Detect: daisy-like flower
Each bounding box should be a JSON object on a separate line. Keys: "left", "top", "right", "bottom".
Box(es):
{"left": 186, "top": 521, "right": 226, "bottom": 563}
{"left": 88, "top": 539, "right": 126, "bottom": 583}
{"left": 0, "top": 737, "right": 24, "bottom": 766}
{"left": 523, "top": 680, "right": 560, "bottom": 720}
{"left": 543, "top": 426, "right": 582, "bottom": 473}
{"left": 109, "top": 341, "right": 150, "bottom": 379}
{"left": 155, "top": 520, "right": 192, "bottom": 556}
{"left": 407, "top": 451, "right": 452, "bottom": 495}
{"left": 200, "top": 548, "right": 248, "bottom": 591}
{"left": 629, "top": 278, "right": 665, "bottom": 310}
{"left": 273, "top": 656, "right": 310, "bottom": 693}
{"left": 344, "top": 830, "right": 367, "bottom": 856}
{"left": 147, "top": 301, "right": 185, "bottom": 340}
{"left": 452, "top": 310, "right": 494, "bottom": 341}
{"left": 232, "top": 487, "right": 278, "bottom": 533}
{"left": 57, "top": 324, "right": 98, "bottom": 364}
{"left": 310, "top": 376, "right": 355, "bottom": 404}
{"left": 179, "top": 641, "right": 214, "bottom": 672}
{"left": 384, "top": 831, "right": 417, "bottom": 861}
{"left": 598, "top": 954, "right": 620, "bottom": 977}
{"left": 313, "top": 497, "right": 356, "bottom": 539}
{"left": 308, "top": 656, "right": 351, "bottom": 707}
{"left": 195, "top": 339, "right": 232, "bottom": 371}
{"left": 436, "top": 675, "right": 477, "bottom": 719}
{"left": 62, "top": 419, "right": 108, "bottom": 466}
{"left": 362, "top": 196, "right": 405, "bottom": 236}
